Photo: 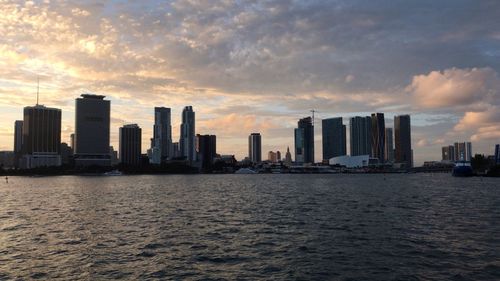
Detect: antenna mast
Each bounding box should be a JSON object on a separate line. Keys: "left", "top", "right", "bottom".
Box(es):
{"left": 310, "top": 109, "right": 318, "bottom": 125}
{"left": 36, "top": 76, "right": 40, "bottom": 105}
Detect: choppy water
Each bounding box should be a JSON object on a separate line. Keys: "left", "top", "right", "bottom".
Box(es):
{"left": 1, "top": 174, "right": 499, "bottom": 280}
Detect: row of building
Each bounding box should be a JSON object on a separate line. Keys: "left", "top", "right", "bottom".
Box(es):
{"left": 12, "top": 94, "right": 220, "bottom": 170}
{"left": 441, "top": 142, "right": 473, "bottom": 162}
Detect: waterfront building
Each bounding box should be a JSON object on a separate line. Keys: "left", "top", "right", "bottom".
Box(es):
{"left": 442, "top": 145, "right": 455, "bottom": 162}
{"left": 248, "top": 133, "right": 262, "bottom": 163}
{"left": 74, "top": 94, "right": 111, "bottom": 167}
{"left": 60, "top": 142, "right": 73, "bottom": 165}
{"left": 371, "top": 113, "right": 385, "bottom": 163}
{"left": 495, "top": 144, "right": 500, "bottom": 165}
{"left": 394, "top": 115, "right": 412, "bottom": 167}
{"left": 284, "top": 146, "right": 292, "bottom": 167}
{"left": 276, "top": 151, "right": 281, "bottom": 161}
{"left": 172, "top": 142, "right": 181, "bottom": 158}
{"left": 120, "top": 124, "right": 142, "bottom": 166}
{"left": 349, "top": 116, "right": 371, "bottom": 156}
{"left": 384, "top": 128, "right": 394, "bottom": 163}
{"left": 150, "top": 107, "right": 172, "bottom": 164}
{"left": 21, "top": 105, "right": 62, "bottom": 169}
{"left": 329, "top": 155, "right": 370, "bottom": 168}
{"left": 70, "top": 133, "right": 75, "bottom": 154}
{"left": 180, "top": 106, "right": 196, "bottom": 162}
{"left": 196, "top": 134, "right": 216, "bottom": 171}
{"left": 294, "top": 117, "right": 314, "bottom": 164}
{"left": 466, "top": 142, "right": 472, "bottom": 162}
{"left": 0, "top": 151, "right": 14, "bottom": 168}
{"left": 322, "top": 117, "right": 346, "bottom": 161}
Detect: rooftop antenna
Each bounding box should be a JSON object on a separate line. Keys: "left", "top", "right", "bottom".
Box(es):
{"left": 36, "top": 76, "right": 40, "bottom": 105}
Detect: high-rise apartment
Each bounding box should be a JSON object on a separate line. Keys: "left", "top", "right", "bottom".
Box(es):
{"left": 371, "top": 113, "right": 385, "bottom": 163}
{"left": 150, "top": 107, "right": 172, "bottom": 164}
{"left": 495, "top": 144, "right": 500, "bottom": 165}
{"left": 196, "top": 134, "right": 216, "bottom": 171}
{"left": 74, "top": 94, "right": 111, "bottom": 167}
{"left": 120, "top": 124, "right": 142, "bottom": 166}
{"left": 350, "top": 116, "right": 371, "bottom": 156}
{"left": 248, "top": 133, "right": 262, "bottom": 163}
{"left": 322, "top": 117, "right": 346, "bottom": 161}
{"left": 295, "top": 117, "right": 314, "bottom": 164}
{"left": 394, "top": 115, "right": 412, "bottom": 167}
{"left": 442, "top": 145, "right": 455, "bottom": 161}
{"left": 180, "top": 106, "right": 196, "bottom": 162}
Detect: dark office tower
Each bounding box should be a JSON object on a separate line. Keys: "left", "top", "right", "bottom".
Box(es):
{"left": 349, "top": 116, "right": 371, "bottom": 156}
{"left": 21, "top": 105, "right": 62, "bottom": 168}
{"left": 150, "top": 107, "right": 172, "bottom": 164}
{"left": 120, "top": 124, "right": 142, "bottom": 166}
{"left": 322, "top": 117, "right": 346, "bottom": 160}
{"left": 70, "top": 133, "right": 75, "bottom": 154}
{"left": 371, "top": 113, "right": 385, "bottom": 163}
{"left": 495, "top": 144, "right": 500, "bottom": 165}
{"left": 14, "top": 120, "right": 23, "bottom": 167}
{"left": 60, "top": 142, "right": 72, "bottom": 165}
{"left": 295, "top": 117, "right": 314, "bottom": 164}
{"left": 466, "top": 142, "right": 472, "bottom": 162}
{"left": 276, "top": 151, "right": 281, "bottom": 161}
{"left": 196, "top": 134, "right": 216, "bottom": 171}
{"left": 74, "top": 94, "right": 111, "bottom": 167}
{"left": 394, "top": 114, "right": 412, "bottom": 167}
{"left": 180, "top": 106, "right": 196, "bottom": 162}
{"left": 385, "top": 128, "right": 394, "bottom": 163}
{"left": 248, "top": 133, "right": 262, "bottom": 163}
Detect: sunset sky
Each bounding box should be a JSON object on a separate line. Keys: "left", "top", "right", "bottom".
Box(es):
{"left": 0, "top": 0, "right": 499, "bottom": 164}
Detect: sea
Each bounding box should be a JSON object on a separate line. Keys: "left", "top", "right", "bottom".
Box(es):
{"left": 0, "top": 174, "right": 499, "bottom": 280}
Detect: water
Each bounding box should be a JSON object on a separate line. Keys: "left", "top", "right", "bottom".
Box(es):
{"left": 1, "top": 174, "right": 499, "bottom": 280}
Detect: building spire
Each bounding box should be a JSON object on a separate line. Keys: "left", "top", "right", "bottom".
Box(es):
{"left": 36, "top": 76, "right": 39, "bottom": 105}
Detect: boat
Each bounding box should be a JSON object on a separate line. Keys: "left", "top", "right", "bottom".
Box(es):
{"left": 103, "top": 170, "right": 123, "bottom": 176}
{"left": 452, "top": 162, "right": 473, "bottom": 177}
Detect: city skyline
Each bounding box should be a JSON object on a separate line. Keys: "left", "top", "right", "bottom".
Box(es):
{"left": 0, "top": 1, "right": 499, "bottom": 165}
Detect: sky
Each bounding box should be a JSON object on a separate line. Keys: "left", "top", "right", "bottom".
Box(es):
{"left": 0, "top": 0, "right": 499, "bottom": 165}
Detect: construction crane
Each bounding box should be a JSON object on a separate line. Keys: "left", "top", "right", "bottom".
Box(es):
{"left": 310, "top": 109, "right": 319, "bottom": 125}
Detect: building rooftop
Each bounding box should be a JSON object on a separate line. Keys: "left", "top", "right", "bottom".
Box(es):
{"left": 80, "top": 94, "right": 106, "bottom": 99}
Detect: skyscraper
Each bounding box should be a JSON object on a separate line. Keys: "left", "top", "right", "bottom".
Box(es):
{"left": 384, "top": 128, "right": 394, "bottom": 163}
{"left": 453, "top": 142, "right": 471, "bottom": 161}
{"left": 295, "top": 117, "right": 314, "bottom": 164}
{"left": 180, "top": 106, "right": 196, "bottom": 162}
{"left": 350, "top": 116, "right": 371, "bottom": 156}
{"left": 21, "top": 105, "right": 62, "bottom": 168}
{"left": 196, "top": 134, "right": 216, "bottom": 171}
{"left": 322, "top": 117, "right": 346, "bottom": 161}
{"left": 394, "top": 114, "right": 412, "bottom": 167}
{"left": 150, "top": 107, "right": 172, "bottom": 164}
{"left": 466, "top": 142, "right": 472, "bottom": 162}
{"left": 120, "top": 124, "right": 142, "bottom": 166}
{"left": 284, "top": 146, "right": 292, "bottom": 167}
{"left": 371, "top": 113, "right": 385, "bottom": 163}
{"left": 74, "top": 94, "right": 111, "bottom": 167}
{"left": 268, "top": 151, "right": 277, "bottom": 162}
{"left": 248, "top": 133, "right": 262, "bottom": 163}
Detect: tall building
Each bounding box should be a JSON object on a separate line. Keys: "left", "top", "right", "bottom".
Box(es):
{"left": 466, "top": 142, "right": 472, "bottom": 162}
{"left": 276, "top": 151, "right": 281, "bottom": 161}
{"left": 196, "top": 134, "right": 216, "bottom": 171}
{"left": 21, "top": 105, "right": 62, "bottom": 168}
{"left": 74, "top": 94, "right": 111, "bottom": 167}
{"left": 248, "top": 133, "right": 262, "bottom": 163}
{"left": 495, "top": 144, "right": 500, "bottom": 165}
{"left": 295, "top": 117, "right": 314, "bottom": 164}
{"left": 14, "top": 120, "right": 23, "bottom": 167}
{"left": 371, "top": 113, "right": 385, "bottom": 163}
{"left": 384, "top": 128, "right": 394, "bottom": 163}
{"left": 350, "top": 116, "right": 371, "bottom": 156}
{"left": 442, "top": 145, "right": 455, "bottom": 161}
{"left": 180, "top": 106, "right": 196, "bottom": 162}
{"left": 394, "top": 115, "right": 412, "bottom": 167}
{"left": 70, "top": 133, "right": 75, "bottom": 154}
{"left": 322, "top": 117, "right": 346, "bottom": 160}
{"left": 150, "top": 107, "right": 172, "bottom": 164}
{"left": 120, "top": 124, "right": 142, "bottom": 166}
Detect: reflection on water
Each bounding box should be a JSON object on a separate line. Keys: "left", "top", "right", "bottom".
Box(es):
{"left": 1, "top": 174, "right": 500, "bottom": 280}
